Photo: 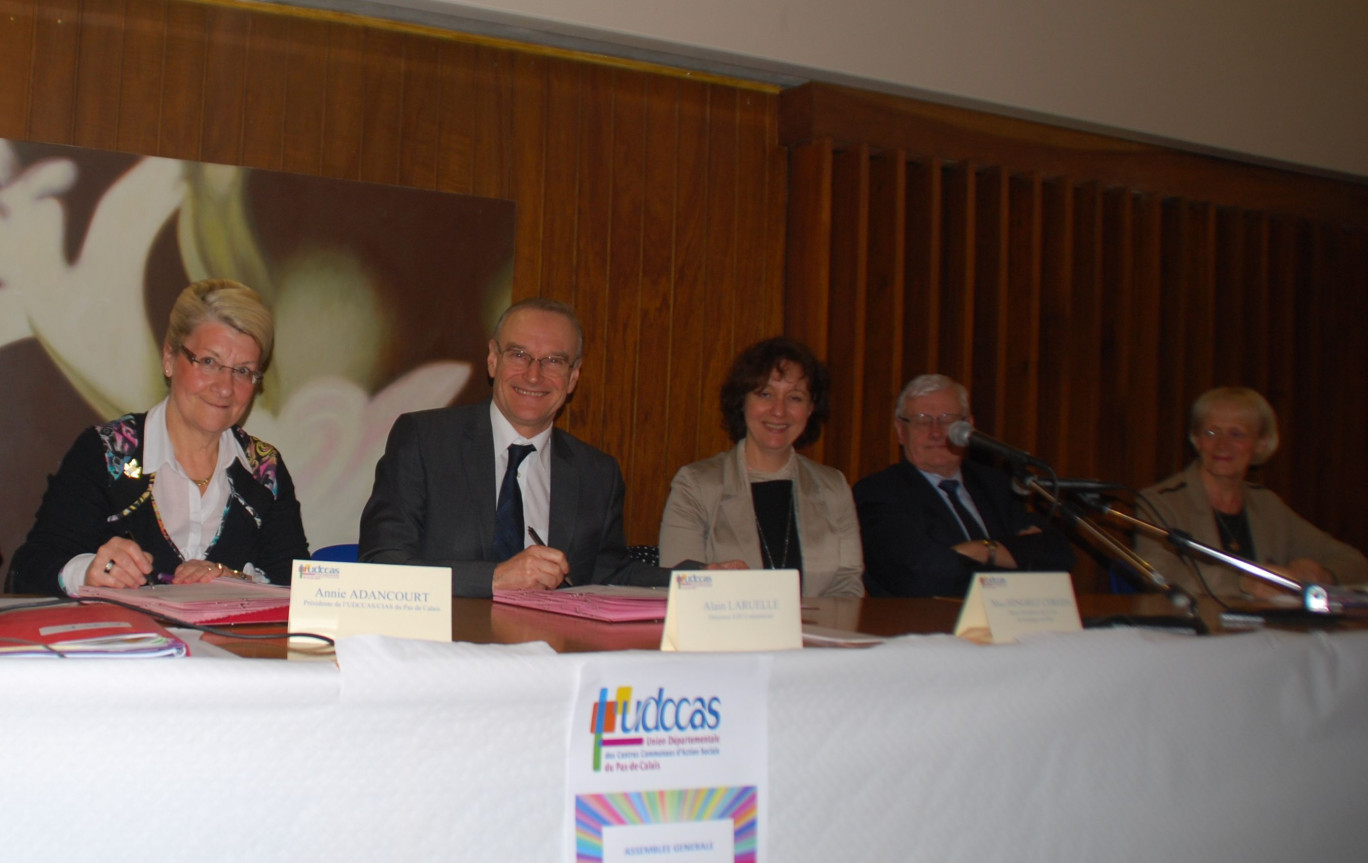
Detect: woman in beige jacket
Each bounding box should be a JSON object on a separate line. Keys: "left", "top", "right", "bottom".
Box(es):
{"left": 657, "top": 338, "right": 864, "bottom": 597}
{"left": 1135, "top": 387, "right": 1367, "bottom": 597}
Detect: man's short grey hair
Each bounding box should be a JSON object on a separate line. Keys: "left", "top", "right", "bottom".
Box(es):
{"left": 493, "top": 296, "right": 584, "bottom": 361}
{"left": 896, "top": 374, "right": 969, "bottom": 416}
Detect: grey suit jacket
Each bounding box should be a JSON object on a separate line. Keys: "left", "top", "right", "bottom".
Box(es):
{"left": 1135, "top": 461, "right": 1368, "bottom": 596}
{"left": 359, "top": 401, "right": 667, "bottom": 596}
{"left": 657, "top": 441, "right": 865, "bottom": 597}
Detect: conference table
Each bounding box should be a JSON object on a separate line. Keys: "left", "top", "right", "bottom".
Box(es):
{"left": 206, "top": 592, "right": 1366, "bottom": 657}
{"left": 3, "top": 593, "right": 1367, "bottom": 862}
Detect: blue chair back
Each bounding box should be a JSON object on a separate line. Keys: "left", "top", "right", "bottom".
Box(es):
{"left": 312, "top": 543, "right": 360, "bottom": 563}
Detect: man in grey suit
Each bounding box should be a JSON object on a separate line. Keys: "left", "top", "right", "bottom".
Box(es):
{"left": 359, "top": 297, "right": 667, "bottom": 597}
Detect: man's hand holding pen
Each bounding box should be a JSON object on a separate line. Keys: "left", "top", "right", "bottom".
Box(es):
{"left": 491, "top": 526, "right": 569, "bottom": 591}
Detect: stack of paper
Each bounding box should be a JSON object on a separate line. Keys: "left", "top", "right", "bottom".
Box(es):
{"left": 0, "top": 602, "right": 188, "bottom": 658}
{"left": 493, "top": 585, "right": 668, "bottom": 622}
{"left": 78, "top": 577, "right": 292, "bottom": 625}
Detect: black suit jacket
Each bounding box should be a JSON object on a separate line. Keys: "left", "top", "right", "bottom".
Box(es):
{"left": 853, "top": 458, "right": 1075, "bottom": 597}
{"left": 359, "top": 401, "right": 667, "bottom": 597}
{"left": 8, "top": 413, "right": 308, "bottom": 595}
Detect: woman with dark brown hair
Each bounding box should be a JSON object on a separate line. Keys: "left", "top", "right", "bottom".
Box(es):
{"left": 657, "top": 337, "right": 864, "bottom": 596}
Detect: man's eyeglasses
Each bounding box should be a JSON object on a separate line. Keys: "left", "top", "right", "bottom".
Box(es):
{"left": 180, "top": 346, "right": 263, "bottom": 386}
{"left": 896, "top": 412, "right": 965, "bottom": 431}
{"left": 497, "top": 345, "right": 577, "bottom": 378}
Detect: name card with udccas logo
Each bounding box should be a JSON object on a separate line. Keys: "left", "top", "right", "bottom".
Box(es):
{"left": 660, "top": 570, "right": 802, "bottom": 652}
{"left": 954, "top": 571, "right": 1082, "bottom": 644}
{"left": 288, "top": 560, "right": 452, "bottom": 642}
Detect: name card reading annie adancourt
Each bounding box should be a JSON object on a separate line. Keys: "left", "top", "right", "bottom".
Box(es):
{"left": 288, "top": 559, "right": 452, "bottom": 643}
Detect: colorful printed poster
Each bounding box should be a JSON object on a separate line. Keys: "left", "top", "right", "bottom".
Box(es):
{"left": 568, "top": 656, "right": 770, "bottom": 863}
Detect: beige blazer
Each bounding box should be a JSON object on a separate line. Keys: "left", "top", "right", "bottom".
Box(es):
{"left": 1134, "top": 461, "right": 1368, "bottom": 596}
{"left": 658, "top": 441, "right": 865, "bottom": 597}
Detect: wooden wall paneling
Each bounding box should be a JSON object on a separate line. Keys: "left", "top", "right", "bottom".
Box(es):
{"left": 470, "top": 43, "right": 511, "bottom": 200}
{"left": 903, "top": 157, "right": 943, "bottom": 381}
{"left": 1126, "top": 193, "right": 1164, "bottom": 489}
{"left": 115, "top": 0, "right": 164, "bottom": 157}
{"left": 237, "top": 9, "right": 291, "bottom": 170}
{"left": 72, "top": 0, "right": 126, "bottom": 151}
{"left": 0, "top": 0, "right": 37, "bottom": 138}
{"left": 1210, "top": 206, "right": 1247, "bottom": 389}
{"left": 697, "top": 84, "right": 742, "bottom": 457}
{"left": 1034, "top": 178, "right": 1073, "bottom": 477}
{"left": 395, "top": 32, "right": 441, "bottom": 189}
{"left": 734, "top": 88, "right": 784, "bottom": 347}
{"left": 603, "top": 69, "right": 647, "bottom": 534}
{"left": 1095, "top": 187, "right": 1134, "bottom": 487}
{"left": 507, "top": 50, "right": 548, "bottom": 293}
{"left": 1237, "top": 212, "right": 1272, "bottom": 388}
{"left": 1065, "top": 182, "right": 1103, "bottom": 479}
{"left": 937, "top": 162, "right": 974, "bottom": 383}
{"left": 562, "top": 63, "right": 615, "bottom": 441}
{"left": 1259, "top": 215, "right": 1300, "bottom": 497}
{"left": 1004, "top": 173, "right": 1043, "bottom": 455}
{"left": 196, "top": 3, "right": 248, "bottom": 166}
{"left": 531, "top": 55, "right": 580, "bottom": 306}
{"left": 317, "top": 20, "right": 366, "bottom": 180}
{"left": 970, "top": 166, "right": 1008, "bottom": 436}
{"left": 781, "top": 83, "right": 1368, "bottom": 228}
{"left": 631, "top": 73, "right": 683, "bottom": 545}
{"left": 27, "top": 0, "right": 81, "bottom": 143}
{"left": 433, "top": 38, "right": 477, "bottom": 195}
{"left": 276, "top": 15, "right": 328, "bottom": 176}
{"left": 783, "top": 139, "right": 833, "bottom": 365}
{"left": 159, "top": 0, "right": 206, "bottom": 160}
{"left": 353, "top": 26, "right": 404, "bottom": 185}
{"left": 1154, "top": 199, "right": 1195, "bottom": 475}
{"left": 657, "top": 78, "right": 711, "bottom": 505}
{"left": 859, "top": 150, "right": 907, "bottom": 475}
{"left": 1321, "top": 228, "right": 1368, "bottom": 546}
{"left": 824, "top": 143, "right": 870, "bottom": 474}
{"left": 1187, "top": 203, "right": 1218, "bottom": 406}
{"left": 1295, "top": 224, "right": 1342, "bottom": 541}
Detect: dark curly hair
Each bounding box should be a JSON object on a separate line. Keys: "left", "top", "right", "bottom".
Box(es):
{"left": 720, "top": 337, "right": 831, "bottom": 449}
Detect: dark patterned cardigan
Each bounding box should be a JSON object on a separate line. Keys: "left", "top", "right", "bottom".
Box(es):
{"left": 9, "top": 413, "right": 309, "bottom": 595}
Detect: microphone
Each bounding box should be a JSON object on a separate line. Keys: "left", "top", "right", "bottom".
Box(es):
{"left": 947, "top": 421, "right": 1048, "bottom": 469}
{"left": 1012, "top": 477, "right": 1128, "bottom": 496}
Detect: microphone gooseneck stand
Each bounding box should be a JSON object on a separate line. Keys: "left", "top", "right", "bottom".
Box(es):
{"left": 1015, "top": 476, "right": 1202, "bottom": 627}
{"left": 1085, "top": 499, "right": 1368, "bottom": 619}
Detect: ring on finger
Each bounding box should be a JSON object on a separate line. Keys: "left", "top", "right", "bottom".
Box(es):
{"left": 103, "top": 560, "right": 115, "bottom": 573}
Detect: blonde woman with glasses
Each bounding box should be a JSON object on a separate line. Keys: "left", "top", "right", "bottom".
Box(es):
{"left": 1135, "top": 386, "right": 1366, "bottom": 598}
{"left": 10, "top": 279, "right": 309, "bottom": 595}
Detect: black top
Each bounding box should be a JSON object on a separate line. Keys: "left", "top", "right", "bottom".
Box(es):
{"left": 1212, "top": 509, "right": 1256, "bottom": 559}
{"left": 750, "top": 479, "right": 804, "bottom": 583}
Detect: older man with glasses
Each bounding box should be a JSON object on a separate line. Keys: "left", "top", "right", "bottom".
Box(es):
{"left": 852, "top": 374, "right": 1074, "bottom": 597}
{"left": 360, "top": 297, "right": 667, "bottom": 596}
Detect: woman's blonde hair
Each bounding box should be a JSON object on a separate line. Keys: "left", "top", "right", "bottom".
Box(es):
{"left": 165, "top": 278, "right": 274, "bottom": 369}
{"left": 1188, "top": 386, "right": 1279, "bottom": 465}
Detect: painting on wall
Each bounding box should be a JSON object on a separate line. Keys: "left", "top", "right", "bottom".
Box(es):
{"left": 0, "top": 138, "right": 516, "bottom": 568}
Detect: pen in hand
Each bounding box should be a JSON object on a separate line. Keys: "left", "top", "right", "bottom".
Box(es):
{"left": 526, "top": 526, "right": 571, "bottom": 586}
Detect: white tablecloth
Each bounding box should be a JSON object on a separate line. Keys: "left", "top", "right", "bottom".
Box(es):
{"left": 1, "top": 627, "right": 1365, "bottom": 862}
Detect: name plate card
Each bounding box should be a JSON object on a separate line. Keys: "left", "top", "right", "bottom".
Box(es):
{"left": 288, "top": 560, "right": 452, "bottom": 642}
{"left": 660, "top": 569, "right": 802, "bottom": 652}
{"left": 954, "top": 571, "right": 1082, "bottom": 645}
